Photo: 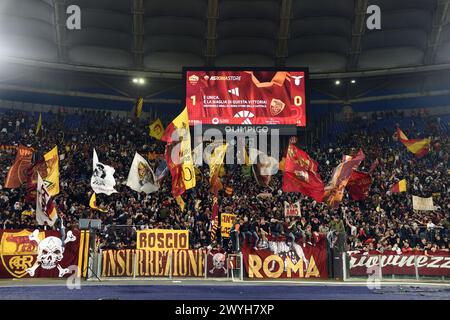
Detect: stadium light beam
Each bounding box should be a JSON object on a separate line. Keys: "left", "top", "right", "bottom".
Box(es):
{"left": 351, "top": 79, "right": 356, "bottom": 84}
{"left": 335, "top": 80, "right": 341, "bottom": 85}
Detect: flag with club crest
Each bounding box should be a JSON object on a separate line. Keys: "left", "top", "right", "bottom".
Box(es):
{"left": 90, "top": 149, "right": 117, "bottom": 195}
{"left": 126, "top": 152, "right": 159, "bottom": 194}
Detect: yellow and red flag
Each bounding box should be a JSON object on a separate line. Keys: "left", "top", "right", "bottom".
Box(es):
{"left": 161, "top": 107, "right": 196, "bottom": 194}
{"left": 391, "top": 179, "right": 407, "bottom": 193}
{"left": 397, "top": 128, "right": 430, "bottom": 158}
{"left": 89, "top": 193, "right": 108, "bottom": 212}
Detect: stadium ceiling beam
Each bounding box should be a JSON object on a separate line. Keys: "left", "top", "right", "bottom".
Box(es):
{"left": 53, "top": 0, "right": 67, "bottom": 61}
{"left": 347, "top": 0, "right": 368, "bottom": 70}
{"left": 424, "top": 0, "right": 450, "bottom": 65}
{"left": 312, "top": 88, "right": 450, "bottom": 104}
{"left": 132, "top": 0, "right": 145, "bottom": 69}
{"left": 0, "top": 84, "right": 181, "bottom": 104}
{"left": 205, "top": 0, "right": 219, "bottom": 66}
{"left": 276, "top": 0, "right": 293, "bottom": 66}
{"left": 4, "top": 56, "right": 450, "bottom": 80}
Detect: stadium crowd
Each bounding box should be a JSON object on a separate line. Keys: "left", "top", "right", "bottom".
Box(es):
{"left": 0, "top": 108, "right": 449, "bottom": 255}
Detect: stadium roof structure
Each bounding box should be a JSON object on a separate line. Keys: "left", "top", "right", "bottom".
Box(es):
{"left": 0, "top": 0, "right": 450, "bottom": 113}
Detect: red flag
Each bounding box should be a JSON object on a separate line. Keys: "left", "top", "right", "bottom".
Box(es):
{"left": 369, "top": 158, "right": 379, "bottom": 174}
{"left": 323, "top": 150, "right": 365, "bottom": 207}
{"left": 164, "top": 143, "right": 185, "bottom": 197}
{"left": 346, "top": 170, "right": 372, "bottom": 201}
{"left": 4, "top": 145, "right": 33, "bottom": 188}
{"left": 282, "top": 144, "right": 324, "bottom": 202}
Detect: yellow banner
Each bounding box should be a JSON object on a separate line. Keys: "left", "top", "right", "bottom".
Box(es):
{"left": 137, "top": 229, "right": 189, "bottom": 250}
{"left": 172, "top": 108, "right": 196, "bottom": 190}
{"left": 221, "top": 213, "right": 237, "bottom": 238}
{"left": 44, "top": 146, "right": 60, "bottom": 196}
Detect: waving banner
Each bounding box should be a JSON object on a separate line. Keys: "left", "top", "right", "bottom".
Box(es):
{"left": 91, "top": 149, "right": 117, "bottom": 195}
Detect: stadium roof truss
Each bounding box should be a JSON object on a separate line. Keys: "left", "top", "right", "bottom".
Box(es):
{"left": 1, "top": 0, "right": 450, "bottom": 106}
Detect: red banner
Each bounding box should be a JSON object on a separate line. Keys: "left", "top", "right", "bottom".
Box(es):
{"left": 242, "top": 236, "right": 328, "bottom": 279}
{"left": 346, "top": 170, "right": 372, "bottom": 201}
{"left": 349, "top": 251, "right": 450, "bottom": 277}
{"left": 0, "top": 229, "right": 84, "bottom": 279}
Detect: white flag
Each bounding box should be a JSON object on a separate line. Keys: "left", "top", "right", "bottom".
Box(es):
{"left": 91, "top": 149, "right": 117, "bottom": 195}
{"left": 126, "top": 152, "right": 159, "bottom": 194}
{"left": 36, "top": 173, "right": 58, "bottom": 226}
{"left": 412, "top": 196, "right": 434, "bottom": 211}
{"left": 284, "top": 201, "right": 301, "bottom": 217}
{"left": 251, "top": 148, "right": 279, "bottom": 186}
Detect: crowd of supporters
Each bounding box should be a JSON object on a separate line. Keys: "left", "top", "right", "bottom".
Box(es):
{"left": 0, "top": 109, "right": 449, "bottom": 255}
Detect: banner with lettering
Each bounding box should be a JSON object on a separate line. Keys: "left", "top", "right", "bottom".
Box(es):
{"left": 221, "top": 213, "right": 237, "bottom": 238}
{"left": 242, "top": 236, "right": 328, "bottom": 279}
{"left": 284, "top": 201, "right": 301, "bottom": 217}
{"left": 349, "top": 252, "right": 450, "bottom": 277}
{"left": 0, "top": 229, "right": 87, "bottom": 279}
{"left": 137, "top": 229, "right": 189, "bottom": 250}
{"left": 101, "top": 249, "right": 228, "bottom": 278}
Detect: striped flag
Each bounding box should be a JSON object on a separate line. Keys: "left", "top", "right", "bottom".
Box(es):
{"left": 397, "top": 128, "right": 430, "bottom": 158}
{"left": 391, "top": 179, "right": 407, "bottom": 193}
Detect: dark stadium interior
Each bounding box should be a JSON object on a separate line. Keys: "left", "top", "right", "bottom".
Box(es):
{"left": 0, "top": 0, "right": 449, "bottom": 302}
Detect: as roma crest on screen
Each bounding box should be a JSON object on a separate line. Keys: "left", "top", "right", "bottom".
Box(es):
{"left": 270, "top": 98, "right": 286, "bottom": 116}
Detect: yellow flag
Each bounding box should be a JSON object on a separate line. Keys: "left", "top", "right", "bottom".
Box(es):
{"left": 89, "top": 193, "right": 107, "bottom": 212}
{"left": 149, "top": 118, "right": 164, "bottom": 140}
{"left": 175, "top": 196, "right": 185, "bottom": 212}
{"left": 35, "top": 113, "right": 42, "bottom": 135}
{"left": 44, "top": 146, "right": 59, "bottom": 196}
{"left": 209, "top": 143, "right": 228, "bottom": 194}
{"left": 172, "top": 107, "right": 196, "bottom": 190}
{"left": 134, "top": 97, "right": 143, "bottom": 119}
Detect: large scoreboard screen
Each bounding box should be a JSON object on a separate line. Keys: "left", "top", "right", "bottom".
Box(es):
{"left": 185, "top": 68, "right": 308, "bottom": 127}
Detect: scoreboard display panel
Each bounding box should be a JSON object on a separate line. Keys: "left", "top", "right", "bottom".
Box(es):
{"left": 185, "top": 68, "right": 308, "bottom": 127}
